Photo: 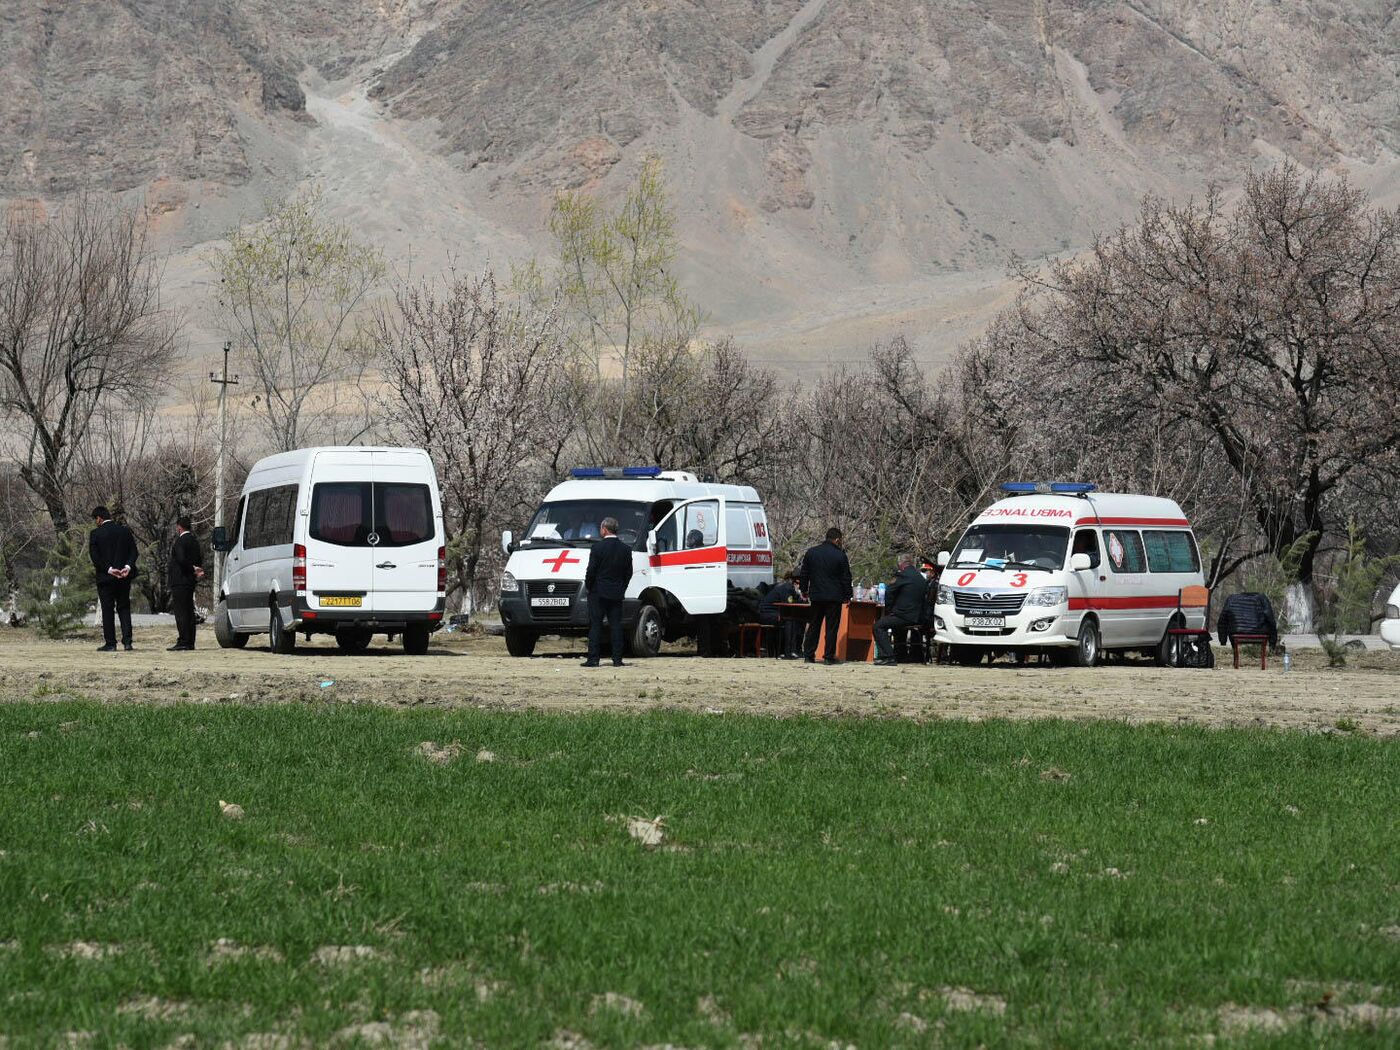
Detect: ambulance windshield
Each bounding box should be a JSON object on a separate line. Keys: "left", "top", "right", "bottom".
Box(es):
{"left": 522, "top": 500, "right": 650, "bottom": 549}
{"left": 951, "top": 524, "right": 1070, "bottom": 571}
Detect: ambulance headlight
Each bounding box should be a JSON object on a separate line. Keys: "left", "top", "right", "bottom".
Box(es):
{"left": 500, "top": 571, "right": 519, "bottom": 594}
{"left": 936, "top": 584, "right": 954, "bottom": 605}
{"left": 1025, "top": 586, "right": 1068, "bottom": 608}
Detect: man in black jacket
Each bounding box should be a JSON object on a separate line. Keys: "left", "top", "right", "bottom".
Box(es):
{"left": 799, "top": 527, "right": 853, "bottom": 665}
{"left": 89, "top": 506, "right": 140, "bottom": 651}
{"left": 759, "top": 570, "right": 806, "bottom": 659}
{"left": 583, "top": 516, "right": 634, "bottom": 667}
{"left": 873, "top": 553, "right": 929, "bottom": 666}
{"left": 167, "top": 516, "right": 205, "bottom": 651}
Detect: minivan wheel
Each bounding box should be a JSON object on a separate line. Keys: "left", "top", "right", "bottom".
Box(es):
{"left": 402, "top": 624, "right": 430, "bottom": 656}
{"left": 269, "top": 604, "right": 296, "bottom": 654}
{"left": 629, "top": 604, "right": 663, "bottom": 658}
{"left": 1073, "top": 619, "right": 1100, "bottom": 667}
{"left": 336, "top": 627, "right": 373, "bottom": 654}
{"left": 214, "top": 600, "right": 247, "bottom": 649}
{"left": 504, "top": 627, "right": 537, "bottom": 658}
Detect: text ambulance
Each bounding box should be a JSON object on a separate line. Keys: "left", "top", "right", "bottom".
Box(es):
{"left": 497, "top": 467, "right": 774, "bottom": 657}
{"left": 933, "top": 482, "right": 1206, "bottom": 666}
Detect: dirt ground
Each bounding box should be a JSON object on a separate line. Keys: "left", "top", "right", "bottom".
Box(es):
{"left": 2, "top": 627, "right": 1398, "bottom": 735}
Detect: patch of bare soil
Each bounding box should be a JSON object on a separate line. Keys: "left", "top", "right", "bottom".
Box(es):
{"left": 3, "top": 629, "right": 1398, "bottom": 735}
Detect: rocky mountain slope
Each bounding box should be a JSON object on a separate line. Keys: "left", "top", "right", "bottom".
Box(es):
{"left": 2, "top": 0, "right": 1397, "bottom": 371}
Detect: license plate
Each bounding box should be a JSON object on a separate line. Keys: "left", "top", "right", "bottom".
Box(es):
{"left": 965, "top": 614, "right": 1004, "bottom": 629}
{"left": 530, "top": 597, "right": 570, "bottom": 607}
{"left": 320, "top": 596, "right": 362, "bottom": 608}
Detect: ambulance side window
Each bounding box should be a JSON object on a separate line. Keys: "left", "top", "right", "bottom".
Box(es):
{"left": 1104, "top": 529, "right": 1147, "bottom": 574}
{"left": 683, "top": 501, "right": 719, "bottom": 549}
{"left": 1072, "top": 529, "right": 1101, "bottom": 569}
{"left": 725, "top": 508, "right": 753, "bottom": 548}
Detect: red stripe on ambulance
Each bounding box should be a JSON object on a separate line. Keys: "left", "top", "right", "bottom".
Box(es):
{"left": 649, "top": 546, "right": 727, "bottom": 568}
{"left": 1068, "top": 595, "right": 1182, "bottom": 611}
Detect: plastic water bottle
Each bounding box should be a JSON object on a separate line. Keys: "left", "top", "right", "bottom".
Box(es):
{"left": 877, "top": 582, "right": 887, "bottom": 605}
{"left": 855, "top": 583, "right": 866, "bottom": 601}
{"left": 1282, "top": 650, "right": 1292, "bottom": 672}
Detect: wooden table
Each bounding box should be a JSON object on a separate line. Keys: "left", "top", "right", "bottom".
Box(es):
{"left": 815, "top": 599, "right": 882, "bottom": 663}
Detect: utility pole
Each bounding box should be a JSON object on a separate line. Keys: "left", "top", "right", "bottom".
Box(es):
{"left": 210, "top": 342, "right": 239, "bottom": 593}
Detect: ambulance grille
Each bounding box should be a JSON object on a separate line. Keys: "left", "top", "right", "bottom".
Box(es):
{"left": 952, "top": 592, "right": 1026, "bottom": 614}
{"left": 526, "top": 579, "right": 580, "bottom": 621}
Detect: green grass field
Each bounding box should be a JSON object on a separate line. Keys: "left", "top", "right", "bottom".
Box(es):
{"left": 0, "top": 701, "right": 1396, "bottom": 1048}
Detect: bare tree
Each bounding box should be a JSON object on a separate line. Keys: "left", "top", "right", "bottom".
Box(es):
{"left": 376, "top": 270, "right": 571, "bottom": 611}
{"left": 210, "top": 190, "right": 385, "bottom": 452}
{"left": 1001, "top": 164, "right": 1400, "bottom": 626}
{"left": 0, "top": 196, "right": 176, "bottom": 535}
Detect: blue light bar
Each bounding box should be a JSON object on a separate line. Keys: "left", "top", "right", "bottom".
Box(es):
{"left": 1000, "top": 481, "right": 1098, "bottom": 495}
{"left": 569, "top": 466, "right": 663, "bottom": 479}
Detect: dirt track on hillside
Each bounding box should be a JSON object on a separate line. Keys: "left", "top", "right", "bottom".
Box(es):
{"left": 2, "top": 628, "right": 1397, "bottom": 735}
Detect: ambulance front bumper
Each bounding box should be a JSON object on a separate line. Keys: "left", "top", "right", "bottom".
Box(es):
{"left": 933, "top": 604, "right": 1078, "bottom": 647}
{"left": 499, "top": 590, "right": 641, "bottom": 634}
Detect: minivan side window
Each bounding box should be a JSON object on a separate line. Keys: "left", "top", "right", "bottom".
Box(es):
{"left": 1103, "top": 529, "right": 1147, "bottom": 574}
{"left": 1071, "top": 528, "right": 1101, "bottom": 569}
{"left": 244, "top": 485, "right": 298, "bottom": 549}
{"left": 1143, "top": 530, "right": 1201, "bottom": 573}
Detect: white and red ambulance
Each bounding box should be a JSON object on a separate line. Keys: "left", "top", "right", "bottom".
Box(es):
{"left": 497, "top": 467, "right": 774, "bottom": 656}
{"left": 933, "top": 482, "right": 1206, "bottom": 666}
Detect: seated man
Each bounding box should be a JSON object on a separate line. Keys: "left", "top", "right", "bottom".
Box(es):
{"left": 874, "top": 553, "right": 929, "bottom": 666}
{"left": 758, "top": 571, "right": 806, "bottom": 659}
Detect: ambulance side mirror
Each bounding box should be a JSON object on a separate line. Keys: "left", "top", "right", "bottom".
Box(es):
{"left": 211, "top": 526, "right": 231, "bottom": 553}
{"left": 1070, "top": 553, "right": 1092, "bottom": 572}
{"left": 936, "top": 551, "right": 950, "bottom": 568}
{"left": 500, "top": 530, "right": 513, "bottom": 555}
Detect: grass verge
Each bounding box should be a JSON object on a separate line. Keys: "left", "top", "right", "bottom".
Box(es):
{"left": 0, "top": 701, "right": 1396, "bottom": 1047}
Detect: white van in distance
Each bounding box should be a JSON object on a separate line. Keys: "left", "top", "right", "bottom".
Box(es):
{"left": 498, "top": 467, "right": 774, "bottom": 656}
{"left": 1381, "top": 582, "right": 1400, "bottom": 651}
{"left": 212, "top": 447, "right": 446, "bottom": 654}
{"left": 933, "top": 482, "right": 1206, "bottom": 666}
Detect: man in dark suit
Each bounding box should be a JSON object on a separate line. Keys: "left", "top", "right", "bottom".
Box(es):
{"left": 583, "top": 516, "right": 634, "bottom": 667}
{"left": 167, "top": 516, "right": 205, "bottom": 651}
{"left": 799, "top": 527, "right": 853, "bottom": 665}
{"left": 873, "top": 553, "right": 930, "bottom": 666}
{"left": 89, "top": 505, "right": 140, "bottom": 651}
{"left": 758, "top": 570, "right": 806, "bottom": 659}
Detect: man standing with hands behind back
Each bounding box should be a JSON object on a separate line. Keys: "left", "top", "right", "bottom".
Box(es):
{"left": 799, "top": 527, "right": 853, "bottom": 665}
{"left": 89, "top": 506, "right": 139, "bottom": 652}
{"left": 583, "top": 516, "right": 633, "bottom": 668}
{"left": 167, "top": 516, "right": 206, "bottom": 651}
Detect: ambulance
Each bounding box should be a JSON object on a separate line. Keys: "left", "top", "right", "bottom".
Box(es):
{"left": 497, "top": 467, "right": 774, "bottom": 656}
{"left": 932, "top": 482, "right": 1206, "bottom": 666}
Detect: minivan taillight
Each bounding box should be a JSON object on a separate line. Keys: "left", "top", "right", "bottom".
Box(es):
{"left": 436, "top": 545, "right": 447, "bottom": 594}
{"left": 293, "top": 543, "right": 307, "bottom": 593}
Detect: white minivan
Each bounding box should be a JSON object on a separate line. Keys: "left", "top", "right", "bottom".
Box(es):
{"left": 933, "top": 482, "right": 1206, "bottom": 666}
{"left": 498, "top": 466, "right": 774, "bottom": 656}
{"left": 212, "top": 447, "right": 446, "bottom": 654}
{"left": 1381, "top": 582, "right": 1400, "bottom": 651}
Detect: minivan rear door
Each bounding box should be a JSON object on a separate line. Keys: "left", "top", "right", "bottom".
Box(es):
{"left": 370, "top": 450, "right": 441, "bottom": 614}
{"left": 306, "top": 454, "right": 378, "bottom": 614}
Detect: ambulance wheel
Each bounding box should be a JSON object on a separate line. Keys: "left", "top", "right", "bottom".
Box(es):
{"left": 269, "top": 604, "right": 296, "bottom": 654}
{"left": 1073, "top": 619, "right": 1100, "bottom": 667}
{"left": 504, "top": 627, "right": 537, "bottom": 657}
{"left": 214, "top": 600, "right": 247, "bottom": 649}
{"left": 1156, "top": 618, "right": 1182, "bottom": 667}
{"left": 402, "top": 624, "right": 430, "bottom": 656}
{"left": 629, "top": 604, "right": 663, "bottom": 658}
{"left": 336, "top": 627, "right": 373, "bottom": 654}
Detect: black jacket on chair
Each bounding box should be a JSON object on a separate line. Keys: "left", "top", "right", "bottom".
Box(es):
{"left": 798, "top": 541, "right": 853, "bottom": 604}
{"left": 884, "top": 565, "right": 929, "bottom": 622}
{"left": 167, "top": 531, "right": 204, "bottom": 589}
{"left": 89, "top": 520, "right": 140, "bottom": 586}
{"left": 1216, "top": 592, "right": 1279, "bottom": 647}
{"left": 585, "top": 536, "right": 634, "bottom": 601}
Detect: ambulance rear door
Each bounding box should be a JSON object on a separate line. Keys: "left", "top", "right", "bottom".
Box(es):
{"left": 647, "top": 497, "right": 728, "bottom": 615}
